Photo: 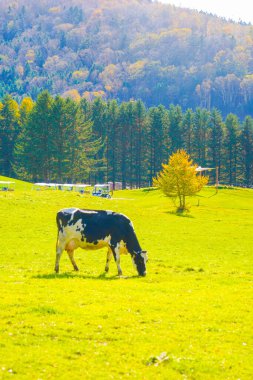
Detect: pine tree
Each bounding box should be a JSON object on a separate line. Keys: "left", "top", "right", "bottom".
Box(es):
{"left": 80, "top": 98, "right": 92, "bottom": 122}
{"left": 127, "top": 101, "right": 136, "bottom": 189}
{"left": 106, "top": 100, "right": 119, "bottom": 188}
{"left": 168, "top": 105, "right": 183, "bottom": 153}
{"left": 148, "top": 105, "right": 170, "bottom": 183}
{"left": 134, "top": 100, "right": 146, "bottom": 188}
{"left": 208, "top": 108, "right": 224, "bottom": 182}
{"left": 50, "top": 96, "right": 71, "bottom": 182}
{"left": 181, "top": 108, "right": 194, "bottom": 155}
{"left": 224, "top": 114, "right": 241, "bottom": 185}
{"left": 241, "top": 116, "right": 253, "bottom": 186}
{"left": 91, "top": 97, "right": 107, "bottom": 183}
{"left": 61, "top": 98, "right": 103, "bottom": 183}
{"left": 118, "top": 102, "right": 131, "bottom": 189}
{"left": 0, "top": 95, "right": 20, "bottom": 177}
{"left": 14, "top": 91, "right": 53, "bottom": 181}
{"left": 192, "top": 107, "right": 210, "bottom": 166}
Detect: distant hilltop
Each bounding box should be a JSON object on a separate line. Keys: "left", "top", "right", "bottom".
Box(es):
{"left": 0, "top": 0, "right": 252, "bottom": 117}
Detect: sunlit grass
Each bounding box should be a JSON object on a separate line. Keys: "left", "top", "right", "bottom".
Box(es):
{"left": 0, "top": 184, "right": 253, "bottom": 379}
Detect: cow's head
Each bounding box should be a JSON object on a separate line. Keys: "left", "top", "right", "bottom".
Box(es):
{"left": 132, "top": 251, "right": 148, "bottom": 276}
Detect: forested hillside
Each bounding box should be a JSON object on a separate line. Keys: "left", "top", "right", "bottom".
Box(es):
{"left": 1, "top": 92, "right": 253, "bottom": 187}
{"left": 0, "top": 0, "right": 253, "bottom": 117}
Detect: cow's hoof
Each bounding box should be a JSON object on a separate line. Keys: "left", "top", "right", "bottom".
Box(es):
{"left": 74, "top": 267, "right": 79, "bottom": 271}
{"left": 118, "top": 274, "right": 127, "bottom": 279}
{"left": 105, "top": 267, "right": 109, "bottom": 272}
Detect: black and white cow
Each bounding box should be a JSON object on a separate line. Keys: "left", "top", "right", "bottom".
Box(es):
{"left": 55, "top": 208, "right": 148, "bottom": 276}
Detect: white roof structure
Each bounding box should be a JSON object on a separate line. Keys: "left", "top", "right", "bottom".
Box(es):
{"left": 195, "top": 166, "right": 215, "bottom": 172}
{"left": 74, "top": 184, "right": 91, "bottom": 188}
{"left": 34, "top": 183, "right": 59, "bottom": 187}
{"left": 33, "top": 182, "right": 90, "bottom": 190}
{"left": 60, "top": 183, "right": 90, "bottom": 188}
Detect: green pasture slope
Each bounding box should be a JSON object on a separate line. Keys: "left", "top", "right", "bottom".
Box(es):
{"left": 0, "top": 182, "right": 253, "bottom": 380}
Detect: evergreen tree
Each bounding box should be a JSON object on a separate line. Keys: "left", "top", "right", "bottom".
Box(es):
{"left": 168, "top": 105, "right": 183, "bottom": 153}
{"left": 161, "top": 109, "right": 170, "bottom": 163}
{"left": 208, "top": 108, "right": 224, "bottom": 182}
{"left": 106, "top": 100, "right": 119, "bottom": 188}
{"left": 224, "top": 114, "right": 241, "bottom": 185}
{"left": 126, "top": 101, "right": 136, "bottom": 189}
{"left": 0, "top": 95, "right": 20, "bottom": 177}
{"left": 192, "top": 107, "right": 210, "bottom": 166}
{"left": 14, "top": 91, "right": 53, "bottom": 181}
{"left": 148, "top": 105, "right": 170, "bottom": 184}
{"left": 241, "top": 116, "right": 253, "bottom": 186}
{"left": 118, "top": 102, "right": 132, "bottom": 189}
{"left": 92, "top": 97, "right": 107, "bottom": 139}
{"left": 50, "top": 96, "right": 71, "bottom": 182}
{"left": 181, "top": 108, "right": 194, "bottom": 156}
{"left": 133, "top": 100, "right": 147, "bottom": 188}
{"left": 91, "top": 97, "right": 107, "bottom": 182}
{"left": 59, "top": 98, "right": 103, "bottom": 183}
{"left": 80, "top": 98, "right": 92, "bottom": 122}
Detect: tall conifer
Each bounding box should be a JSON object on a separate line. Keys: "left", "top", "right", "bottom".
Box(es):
{"left": 0, "top": 95, "right": 20, "bottom": 177}
{"left": 241, "top": 116, "right": 253, "bottom": 186}
{"left": 224, "top": 114, "right": 241, "bottom": 185}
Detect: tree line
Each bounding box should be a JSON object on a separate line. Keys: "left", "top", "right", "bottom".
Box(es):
{"left": 1, "top": 91, "right": 253, "bottom": 187}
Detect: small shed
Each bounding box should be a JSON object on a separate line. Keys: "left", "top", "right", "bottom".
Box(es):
{"left": 108, "top": 181, "right": 122, "bottom": 190}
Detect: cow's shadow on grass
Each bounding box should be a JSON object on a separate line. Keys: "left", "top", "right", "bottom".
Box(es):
{"left": 33, "top": 272, "right": 140, "bottom": 281}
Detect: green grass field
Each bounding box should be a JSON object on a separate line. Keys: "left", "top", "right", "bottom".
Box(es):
{"left": 1, "top": 177, "right": 253, "bottom": 379}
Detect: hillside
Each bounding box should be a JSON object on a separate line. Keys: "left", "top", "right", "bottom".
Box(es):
{"left": 0, "top": 0, "right": 253, "bottom": 116}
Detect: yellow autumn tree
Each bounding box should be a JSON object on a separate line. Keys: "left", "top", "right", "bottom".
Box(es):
{"left": 19, "top": 97, "right": 34, "bottom": 125}
{"left": 153, "top": 150, "right": 208, "bottom": 211}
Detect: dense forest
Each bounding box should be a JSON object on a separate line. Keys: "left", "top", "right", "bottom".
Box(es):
{"left": 1, "top": 91, "right": 253, "bottom": 187}
{"left": 0, "top": 0, "right": 253, "bottom": 117}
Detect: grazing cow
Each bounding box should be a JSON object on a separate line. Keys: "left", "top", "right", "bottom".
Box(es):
{"left": 55, "top": 208, "right": 148, "bottom": 276}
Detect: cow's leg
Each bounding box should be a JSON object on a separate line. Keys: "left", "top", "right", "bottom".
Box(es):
{"left": 67, "top": 250, "right": 79, "bottom": 271}
{"left": 105, "top": 247, "right": 113, "bottom": 272}
{"left": 111, "top": 245, "right": 122, "bottom": 276}
{"left": 55, "top": 246, "right": 64, "bottom": 273}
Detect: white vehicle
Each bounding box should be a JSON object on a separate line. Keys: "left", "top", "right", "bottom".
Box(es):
{"left": 92, "top": 184, "right": 112, "bottom": 198}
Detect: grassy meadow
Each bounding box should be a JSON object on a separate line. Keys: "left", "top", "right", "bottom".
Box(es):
{"left": 0, "top": 176, "right": 253, "bottom": 379}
